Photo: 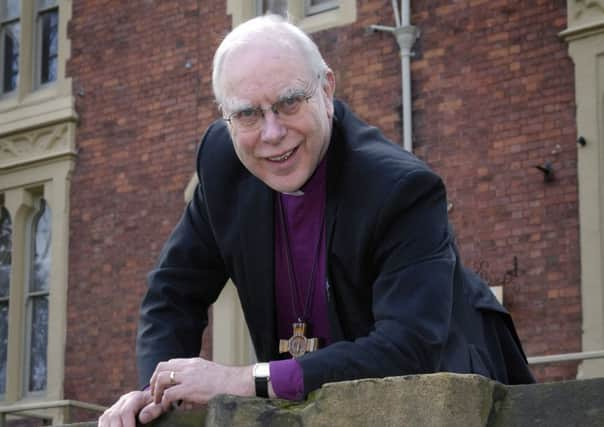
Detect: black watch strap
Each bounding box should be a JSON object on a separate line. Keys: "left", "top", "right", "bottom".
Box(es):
{"left": 253, "top": 363, "right": 270, "bottom": 398}
{"left": 255, "top": 375, "right": 269, "bottom": 398}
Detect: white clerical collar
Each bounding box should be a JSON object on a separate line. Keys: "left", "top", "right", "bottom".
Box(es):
{"left": 281, "top": 190, "right": 305, "bottom": 196}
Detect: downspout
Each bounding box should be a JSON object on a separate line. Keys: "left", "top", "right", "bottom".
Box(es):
{"left": 369, "top": 0, "right": 419, "bottom": 152}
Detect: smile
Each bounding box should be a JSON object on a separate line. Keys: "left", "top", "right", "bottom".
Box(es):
{"left": 267, "top": 147, "right": 297, "bottom": 162}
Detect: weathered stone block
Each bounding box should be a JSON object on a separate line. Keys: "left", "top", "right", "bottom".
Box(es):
{"left": 55, "top": 373, "right": 604, "bottom": 427}
{"left": 202, "top": 373, "right": 504, "bottom": 427}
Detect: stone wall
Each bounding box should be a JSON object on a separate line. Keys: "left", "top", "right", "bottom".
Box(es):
{"left": 56, "top": 373, "right": 604, "bottom": 427}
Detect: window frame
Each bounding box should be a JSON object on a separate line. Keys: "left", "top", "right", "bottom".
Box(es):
{"left": 33, "top": 0, "right": 59, "bottom": 90}
{"left": 234, "top": 0, "right": 356, "bottom": 34}
{"left": 0, "top": 0, "right": 75, "bottom": 139}
{"left": 0, "top": 121, "right": 76, "bottom": 410}
{"left": 304, "top": 0, "right": 339, "bottom": 17}
{"left": 0, "top": 0, "right": 21, "bottom": 97}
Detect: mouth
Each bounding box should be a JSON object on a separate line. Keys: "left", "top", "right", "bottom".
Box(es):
{"left": 266, "top": 146, "right": 298, "bottom": 162}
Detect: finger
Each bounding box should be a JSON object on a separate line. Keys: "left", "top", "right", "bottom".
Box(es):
{"left": 162, "top": 384, "right": 209, "bottom": 409}
{"left": 175, "top": 401, "right": 194, "bottom": 411}
{"left": 160, "top": 384, "right": 188, "bottom": 411}
{"left": 149, "top": 363, "right": 164, "bottom": 395}
{"left": 120, "top": 410, "right": 136, "bottom": 427}
{"left": 127, "top": 391, "right": 152, "bottom": 426}
{"left": 153, "top": 370, "right": 176, "bottom": 404}
{"left": 138, "top": 400, "right": 166, "bottom": 425}
{"left": 99, "top": 391, "right": 148, "bottom": 427}
{"left": 98, "top": 410, "right": 121, "bottom": 427}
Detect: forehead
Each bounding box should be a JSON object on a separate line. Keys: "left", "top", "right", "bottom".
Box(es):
{"left": 220, "top": 43, "right": 313, "bottom": 108}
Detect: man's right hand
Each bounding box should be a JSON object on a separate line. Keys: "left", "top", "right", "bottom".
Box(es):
{"left": 98, "top": 389, "right": 167, "bottom": 427}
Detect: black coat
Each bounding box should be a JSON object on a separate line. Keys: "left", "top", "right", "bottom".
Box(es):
{"left": 136, "top": 100, "right": 535, "bottom": 394}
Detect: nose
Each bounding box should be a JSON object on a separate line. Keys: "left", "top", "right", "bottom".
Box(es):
{"left": 260, "top": 111, "right": 286, "bottom": 145}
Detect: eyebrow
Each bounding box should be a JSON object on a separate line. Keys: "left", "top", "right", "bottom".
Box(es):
{"left": 223, "top": 80, "right": 313, "bottom": 114}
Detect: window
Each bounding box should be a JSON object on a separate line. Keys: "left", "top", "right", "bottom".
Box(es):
{"left": 0, "top": 0, "right": 20, "bottom": 95}
{"left": 25, "top": 198, "right": 50, "bottom": 394}
{"left": 235, "top": 0, "right": 355, "bottom": 34}
{"left": 305, "top": 0, "right": 339, "bottom": 16}
{"left": 258, "top": 0, "right": 288, "bottom": 16}
{"left": 0, "top": 1, "right": 74, "bottom": 419}
{"left": 35, "top": 0, "right": 58, "bottom": 87}
{"left": 0, "top": 124, "right": 75, "bottom": 410}
{"left": 258, "top": 0, "right": 340, "bottom": 17}
{"left": 0, "top": 1, "right": 74, "bottom": 140}
{"left": 0, "top": 192, "right": 53, "bottom": 400}
{"left": 0, "top": 204, "right": 11, "bottom": 397}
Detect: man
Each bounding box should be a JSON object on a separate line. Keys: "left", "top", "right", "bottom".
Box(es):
{"left": 99, "top": 14, "right": 534, "bottom": 427}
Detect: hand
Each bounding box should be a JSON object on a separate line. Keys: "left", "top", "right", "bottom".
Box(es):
{"left": 98, "top": 389, "right": 167, "bottom": 427}
{"left": 149, "top": 357, "right": 254, "bottom": 407}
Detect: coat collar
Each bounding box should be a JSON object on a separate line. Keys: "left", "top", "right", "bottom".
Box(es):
{"left": 237, "top": 174, "right": 277, "bottom": 360}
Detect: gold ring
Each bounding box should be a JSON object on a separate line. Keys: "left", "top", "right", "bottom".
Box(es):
{"left": 169, "top": 371, "right": 176, "bottom": 385}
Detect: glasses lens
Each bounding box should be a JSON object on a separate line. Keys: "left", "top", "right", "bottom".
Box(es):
{"left": 233, "top": 108, "right": 260, "bottom": 128}
{"left": 276, "top": 94, "right": 307, "bottom": 116}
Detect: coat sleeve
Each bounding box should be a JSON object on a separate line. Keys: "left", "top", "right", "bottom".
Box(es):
{"left": 298, "top": 167, "right": 457, "bottom": 394}
{"left": 135, "top": 178, "right": 228, "bottom": 387}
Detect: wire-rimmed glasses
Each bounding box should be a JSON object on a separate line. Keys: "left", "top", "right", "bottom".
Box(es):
{"left": 223, "top": 87, "right": 316, "bottom": 131}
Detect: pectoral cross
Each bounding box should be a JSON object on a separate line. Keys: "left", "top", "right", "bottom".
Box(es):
{"left": 279, "top": 321, "right": 319, "bottom": 358}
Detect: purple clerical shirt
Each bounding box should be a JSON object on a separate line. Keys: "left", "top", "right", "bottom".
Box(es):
{"left": 269, "top": 157, "right": 330, "bottom": 400}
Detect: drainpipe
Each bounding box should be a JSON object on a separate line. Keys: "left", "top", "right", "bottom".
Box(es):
{"left": 369, "top": 0, "right": 419, "bottom": 152}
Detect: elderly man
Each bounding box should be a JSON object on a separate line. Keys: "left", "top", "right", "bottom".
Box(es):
{"left": 99, "top": 14, "right": 534, "bottom": 427}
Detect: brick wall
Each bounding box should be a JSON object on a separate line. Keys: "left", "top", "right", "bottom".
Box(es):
{"left": 65, "top": 0, "right": 228, "bottom": 406}
{"left": 64, "top": 0, "right": 579, "bottom": 408}
{"left": 308, "top": 0, "right": 579, "bottom": 381}
{"left": 410, "top": 0, "right": 579, "bottom": 382}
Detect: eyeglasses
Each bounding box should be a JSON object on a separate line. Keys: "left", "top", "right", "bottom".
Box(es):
{"left": 223, "top": 88, "right": 316, "bottom": 131}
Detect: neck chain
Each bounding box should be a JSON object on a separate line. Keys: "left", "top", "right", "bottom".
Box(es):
{"left": 277, "top": 194, "right": 325, "bottom": 325}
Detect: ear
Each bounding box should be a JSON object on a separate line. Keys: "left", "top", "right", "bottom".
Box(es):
{"left": 322, "top": 69, "right": 336, "bottom": 118}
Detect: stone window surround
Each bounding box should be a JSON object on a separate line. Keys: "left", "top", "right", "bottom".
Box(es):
{"left": 560, "top": 0, "right": 604, "bottom": 378}
{"left": 0, "top": 0, "right": 75, "bottom": 138}
{"left": 0, "top": 129, "right": 75, "bottom": 411}
{"left": 227, "top": 0, "right": 357, "bottom": 34}
{"left": 0, "top": 0, "right": 76, "bottom": 420}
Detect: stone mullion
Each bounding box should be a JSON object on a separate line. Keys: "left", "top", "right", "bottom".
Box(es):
{"left": 17, "top": 0, "right": 35, "bottom": 101}
{"left": 43, "top": 172, "right": 71, "bottom": 402}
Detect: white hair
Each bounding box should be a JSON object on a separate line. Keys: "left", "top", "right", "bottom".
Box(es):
{"left": 212, "top": 14, "right": 330, "bottom": 106}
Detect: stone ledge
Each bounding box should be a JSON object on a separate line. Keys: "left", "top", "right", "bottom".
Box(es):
{"left": 57, "top": 373, "right": 604, "bottom": 427}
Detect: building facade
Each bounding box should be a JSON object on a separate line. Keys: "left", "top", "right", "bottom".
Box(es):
{"left": 0, "top": 0, "right": 602, "bottom": 424}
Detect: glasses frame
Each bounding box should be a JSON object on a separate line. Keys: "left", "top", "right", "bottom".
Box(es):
{"left": 223, "top": 84, "right": 318, "bottom": 131}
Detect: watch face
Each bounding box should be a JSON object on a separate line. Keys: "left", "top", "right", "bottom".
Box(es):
{"left": 288, "top": 335, "right": 307, "bottom": 358}
{"left": 254, "top": 363, "right": 270, "bottom": 378}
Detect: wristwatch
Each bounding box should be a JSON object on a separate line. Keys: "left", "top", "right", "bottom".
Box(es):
{"left": 253, "top": 363, "right": 270, "bottom": 398}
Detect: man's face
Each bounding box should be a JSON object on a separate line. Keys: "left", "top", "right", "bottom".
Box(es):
{"left": 220, "top": 43, "right": 335, "bottom": 193}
